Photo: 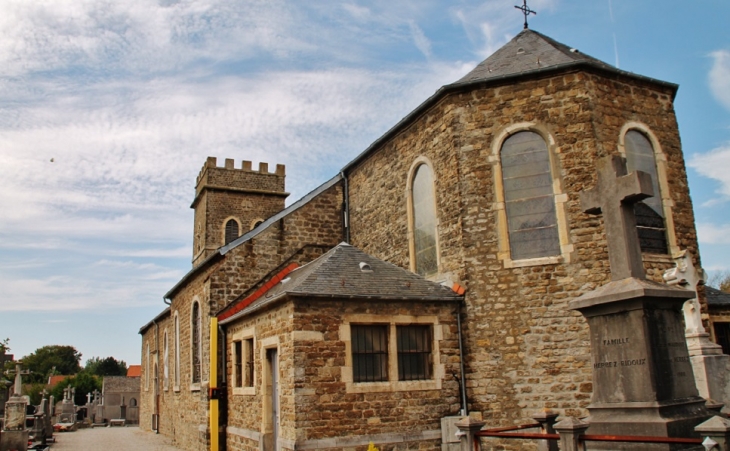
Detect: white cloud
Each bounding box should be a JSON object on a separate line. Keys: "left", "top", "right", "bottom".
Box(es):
{"left": 689, "top": 144, "right": 730, "bottom": 202}
{"left": 697, "top": 223, "right": 730, "bottom": 245}
{"left": 709, "top": 50, "right": 730, "bottom": 111}
{"left": 409, "top": 21, "right": 432, "bottom": 59}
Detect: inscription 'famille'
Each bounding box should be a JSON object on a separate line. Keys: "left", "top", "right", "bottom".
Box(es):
{"left": 602, "top": 337, "right": 629, "bottom": 346}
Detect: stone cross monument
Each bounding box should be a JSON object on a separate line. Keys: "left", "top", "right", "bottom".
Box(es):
{"left": 580, "top": 154, "right": 654, "bottom": 280}
{"left": 570, "top": 155, "right": 709, "bottom": 448}
{"left": 1, "top": 363, "right": 30, "bottom": 451}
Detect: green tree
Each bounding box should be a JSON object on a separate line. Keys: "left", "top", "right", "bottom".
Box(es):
{"left": 50, "top": 371, "right": 101, "bottom": 406}
{"left": 85, "top": 356, "right": 128, "bottom": 376}
{"left": 22, "top": 345, "right": 82, "bottom": 383}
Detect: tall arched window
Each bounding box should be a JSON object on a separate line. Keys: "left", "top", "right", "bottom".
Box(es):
{"left": 500, "top": 131, "right": 560, "bottom": 260}
{"left": 624, "top": 130, "right": 668, "bottom": 254}
{"left": 192, "top": 301, "right": 201, "bottom": 384}
{"left": 224, "top": 219, "right": 239, "bottom": 245}
{"left": 163, "top": 331, "right": 169, "bottom": 389}
{"left": 410, "top": 163, "right": 439, "bottom": 277}
{"left": 174, "top": 312, "right": 180, "bottom": 388}
{"left": 145, "top": 343, "right": 150, "bottom": 391}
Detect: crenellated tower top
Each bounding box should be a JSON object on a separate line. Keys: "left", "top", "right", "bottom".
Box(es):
{"left": 191, "top": 156, "right": 288, "bottom": 267}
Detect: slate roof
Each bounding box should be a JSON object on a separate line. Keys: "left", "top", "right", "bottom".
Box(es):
{"left": 219, "top": 243, "right": 463, "bottom": 325}
{"left": 455, "top": 29, "right": 617, "bottom": 84}
{"left": 706, "top": 286, "right": 730, "bottom": 307}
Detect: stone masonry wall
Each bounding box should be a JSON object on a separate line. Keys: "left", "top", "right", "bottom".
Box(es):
{"left": 192, "top": 157, "right": 288, "bottom": 266}
{"left": 145, "top": 181, "right": 344, "bottom": 451}
{"left": 346, "top": 69, "right": 700, "bottom": 433}
{"left": 224, "top": 298, "right": 460, "bottom": 451}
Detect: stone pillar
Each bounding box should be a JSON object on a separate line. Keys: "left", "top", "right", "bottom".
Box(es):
{"left": 532, "top": 411, "right": 559, "bottom": 451}
{"left": 455, "top": 417, "right": 485, "bottom": 451}
{"left": 554, "top": 417, "right": 589, "bottom": 451}
{"left": 664, "top": 249, "right": 730, "bottom": 406}
{"left": 695, "top": 416, "right": 730, "bottom": 450}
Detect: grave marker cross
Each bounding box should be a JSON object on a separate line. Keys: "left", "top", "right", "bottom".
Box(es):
{"left": 581, "top": 155, "right": 654, "bottom": 281}
{"left": 7, "top": 363, "right": 31, "bottom": 397}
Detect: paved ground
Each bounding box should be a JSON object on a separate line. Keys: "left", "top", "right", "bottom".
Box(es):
{"left": 50, "top": 426, "right": 183, "bottom": 451}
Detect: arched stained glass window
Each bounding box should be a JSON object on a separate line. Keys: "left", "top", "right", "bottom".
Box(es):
{"left": 163, "top": 331, "right": 169, "bottom": 389}
{"left": 192, "top": 302, "right": 201, "bottom": 383}
{"left": 224, "top": 219, "right": 239, "bottom": 245}
{"left": 624, "top": 130, "right": 667, "bottom": 254}
{"left": 411, "top": 164, "right": 438, "bottom": 276}
{"left": 174, "top": 313, "right": 180, "bottom": 388}
{"left": 501, "top": 131, "right": 560, "bottom": 260}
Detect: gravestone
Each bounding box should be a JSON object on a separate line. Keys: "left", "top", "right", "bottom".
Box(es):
{"left": 569, "top": 155, "right": 709, "bottom": 449}
{"left": 58, "top": 386, "right": 76, "bottom": 424}
{"left": 1, "top": 364, "right": 29, "bottom": 451}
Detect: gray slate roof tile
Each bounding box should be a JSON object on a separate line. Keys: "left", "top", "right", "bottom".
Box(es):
{"left": 707, "top": 286, "right": 730, "bottom": 307}
{"left": 456, "top": 29, "right": 624, "bottom": 85}
{"left": 221, "top": 243, "right": 463, "bottom": 324}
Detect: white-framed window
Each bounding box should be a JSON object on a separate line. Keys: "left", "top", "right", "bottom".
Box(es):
{"left": 341, "top": 314, "right": 444, "bottom": 394}
{"left": 191, "top": 300, "right": 202, "bottom": 387}
{"left": 619, "top": 125, "right": 671, "bottom": 255}
{"left": 224, "top": 218, "right": 240, "bottom": 245}
{"left": 145, "top": 343, "right": 150, "bottom": 391}
{"left": 407, "top": 158, "right": 440, "bottom": 277}
{"left": 163, "top": 330, "right": 169, "bottom": 390}
{"left": 174, "top": 312, "right": 180, "bottom": 391}
{"left": 491, "top": 123, "right": 572, "bottom": 268}
{"left": 232, "top": 327, "right": 255, "bottom": 395}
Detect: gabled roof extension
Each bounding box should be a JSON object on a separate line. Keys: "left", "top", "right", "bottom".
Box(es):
{"left": 219, "top": 242, "right": 463, "bottom": 325}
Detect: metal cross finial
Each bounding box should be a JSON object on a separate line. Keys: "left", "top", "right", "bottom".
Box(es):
{"left": 515, "top": 0, "right": 537, "bottom": 29}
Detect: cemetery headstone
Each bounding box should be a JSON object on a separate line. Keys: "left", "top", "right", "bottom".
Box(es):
{"left": 1, "top": 364, "right": 29, "bottom": 451}
{"left": 570, "top": 155, "right": 710, "bottom": 449}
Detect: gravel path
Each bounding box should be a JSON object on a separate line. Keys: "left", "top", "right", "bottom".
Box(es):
{"left": 50, "top": 426, "right": 183, "bottom": 451}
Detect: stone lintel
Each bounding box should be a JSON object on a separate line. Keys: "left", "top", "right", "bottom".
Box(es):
{"left": 569, "top": 277, "right": 694, "bottom": 313}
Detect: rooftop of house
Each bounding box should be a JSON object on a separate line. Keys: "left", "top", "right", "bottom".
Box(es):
{"left": 219, "top": 242, "right": 463, "bottom": 324}
{"left": 126, "top": 365, "right": 141, "bottom": 377}
{"left": 707, "top": 286, "right": 730, "bottom": 307}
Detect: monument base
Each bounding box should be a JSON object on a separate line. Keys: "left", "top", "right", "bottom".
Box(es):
{"left": 586, "top": 396, "right": 710, "bottom": 450}
{"left": 0, "top": 429, "right": 30, "bottom": 451}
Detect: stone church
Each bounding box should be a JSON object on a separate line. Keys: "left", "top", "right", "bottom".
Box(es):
{"left": 139, "top": 28, "right": 705, "bottom": 451}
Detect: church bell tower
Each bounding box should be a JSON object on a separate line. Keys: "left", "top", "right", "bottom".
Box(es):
{"left": 191, "top": 157, "right": 288, "bottom": 267}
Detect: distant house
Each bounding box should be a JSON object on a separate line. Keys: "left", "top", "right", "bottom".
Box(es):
{"left": 127, "top": 365, "right": 142, "bottom": 377}
{"left": 47, "top": 375, "right": 67, "bottom": 389}
{"left": 102, "top": 376, "right": 140, "bottom": 424}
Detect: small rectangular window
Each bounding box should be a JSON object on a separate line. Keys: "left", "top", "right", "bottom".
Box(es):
{"left": 397, "top": 325, "right": 432, "bottom": 381}
{"left": 234, "top": 340, "right": 243, "bottom": 388}
{"left": 244, "top": 338, "right": 254, "bottom": 387}
{"left": 351, "top": 325, "right": 388, "bottom": 382}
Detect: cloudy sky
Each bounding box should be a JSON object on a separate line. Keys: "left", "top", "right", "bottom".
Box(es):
{"left": 1, "top": 0, "right": 729, "bottom": 366}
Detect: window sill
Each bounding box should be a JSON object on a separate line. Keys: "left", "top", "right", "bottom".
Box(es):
{"left": 503, "top": 255, "right": 562, "bottom": 269}
{"left": 190, "top": 383, "right": 201, "bottom": 392}
{"left": 232, "top": 387, "right": 255, "bottom": 396}
{"left": 642, "top": 253, "right": 673, "bottom": 263}
{"left": 345, "top": 379, "right": 441, "bottom": 394}
{"left": 173, "top": 385, "right": 180, "bottom": 393}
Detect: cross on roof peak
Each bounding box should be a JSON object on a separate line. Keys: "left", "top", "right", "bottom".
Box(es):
{"left": 515, "top": 0, "right": 537, "bottom": 30}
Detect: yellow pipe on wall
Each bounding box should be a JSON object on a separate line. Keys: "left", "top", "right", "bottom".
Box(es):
{"left": 209, "top": 317, "right": 219, "bottom": 451}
